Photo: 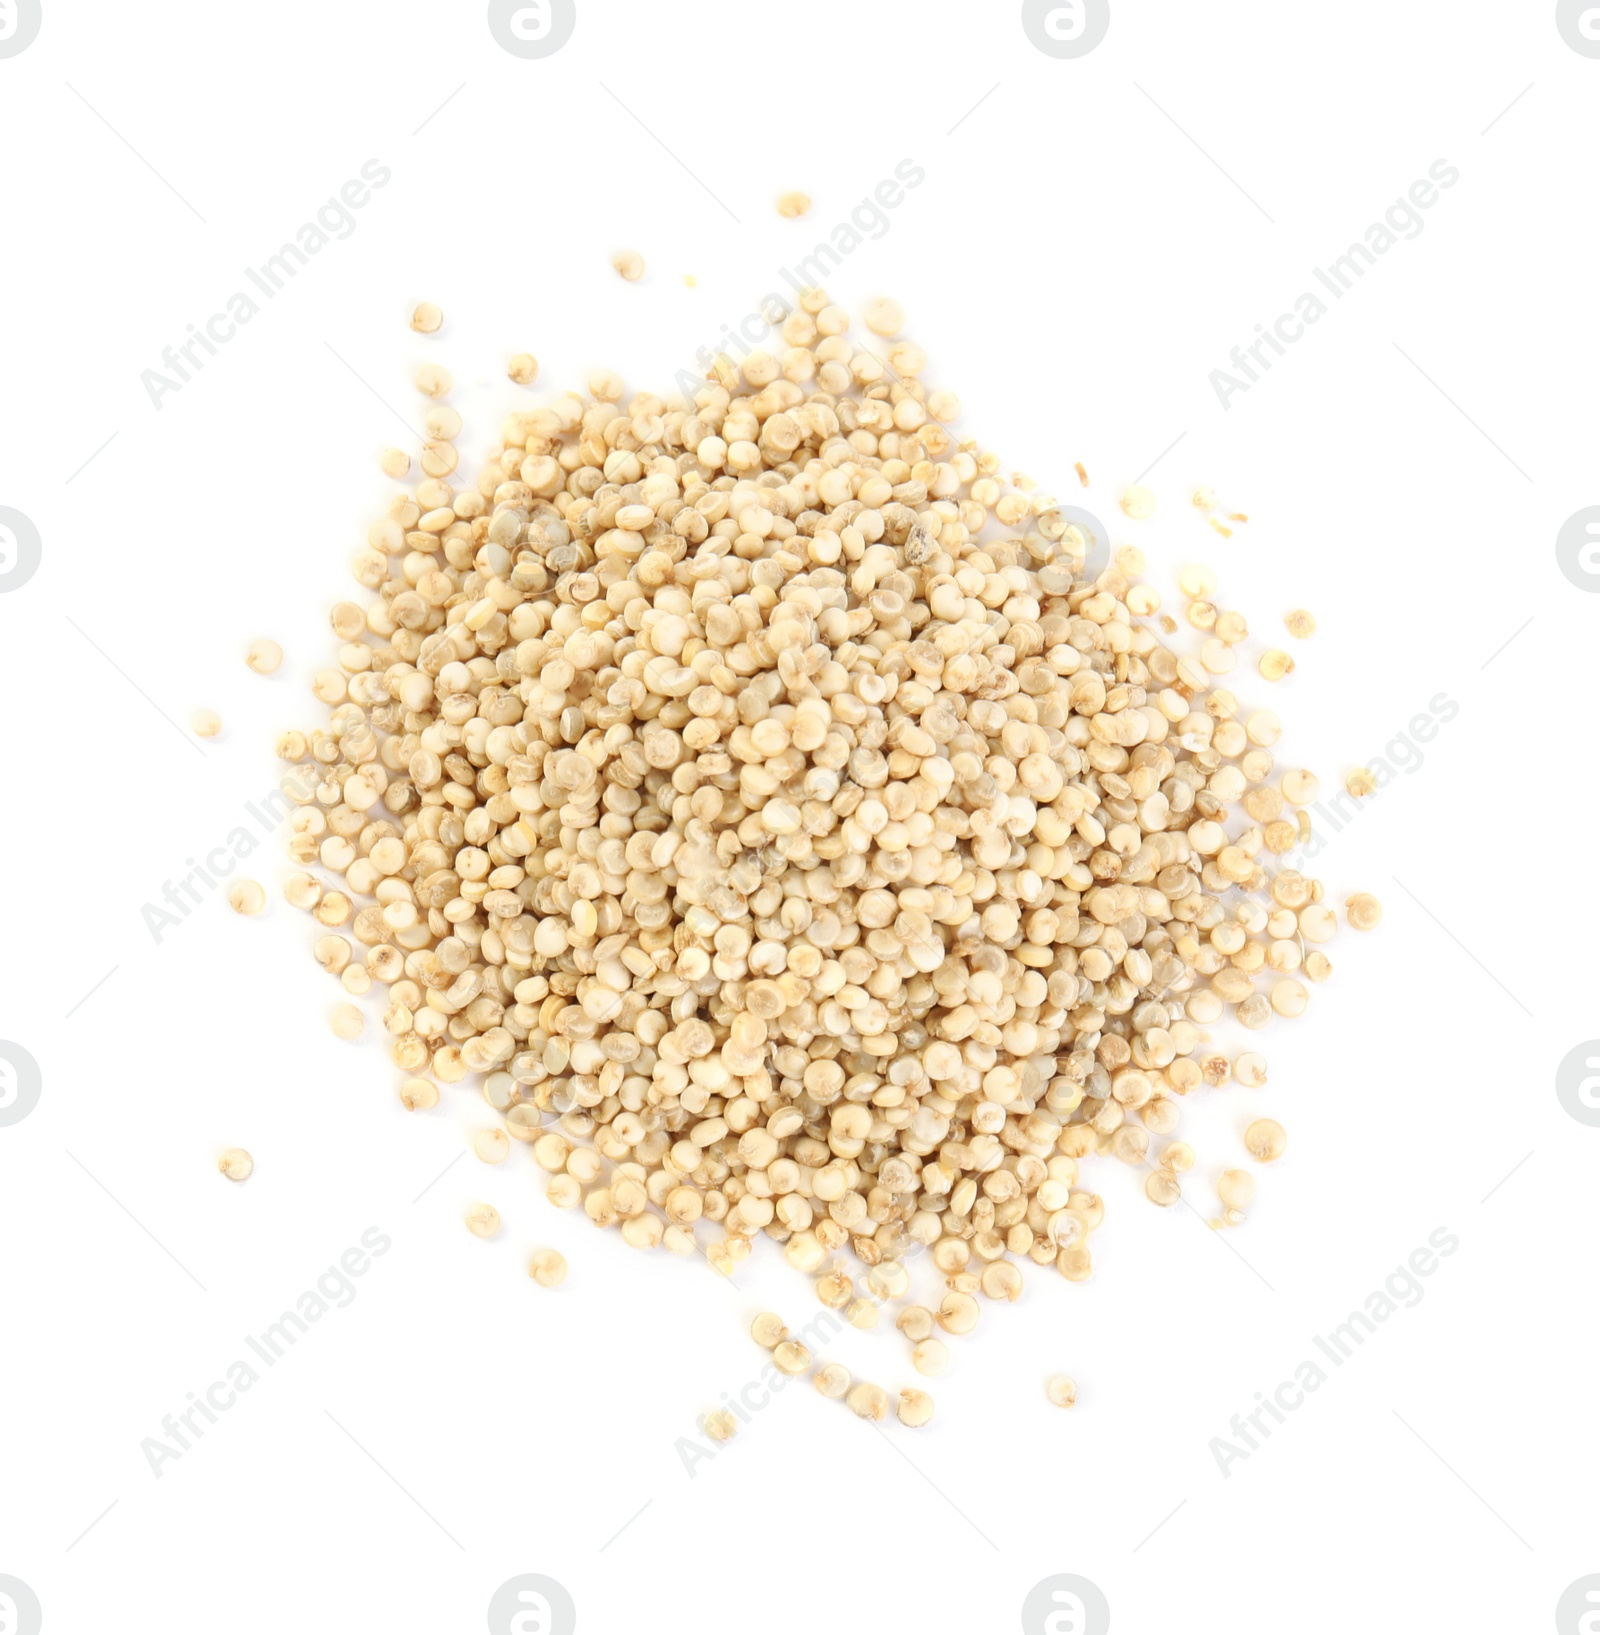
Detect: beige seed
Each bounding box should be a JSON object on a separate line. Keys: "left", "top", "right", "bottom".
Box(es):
{"left": 379, "top": 448, "right": 411, "bottom": 479}
{"left": 1121, "top": 484, "right": 1156, "bottom": 520}
{"left": 1145, "top": 1170, "right": 1181, "bottom": 1206}
{"left": 937, "top": 1291, "right": 980, "bottom": 1335}
{"left": 228, "top": 879, "right": 265, "bottom": 916}
{"left": 219, "top": 1147, "right": 254, "bottom": 1182}
{"left": 409, "top": 301, "right": 443, "bottom": 333}
{"left": 772, "top": 1341, "right": 811, "bottom": 1376}
{"left": 465, "top": 1203, "right": 501, "bottom": 1239}
{"left": 864, "top": 297, "right": 904, "bottom": 336}
{"left": 897, "top": 1388, "right": 935, "bottom": 1428}
{"left": 611, "top": 248, "right": 645, "bottom": 282}
{"left": 399, "top": 1078, "right": 439, "bottom": 1112}
{"left": 776, "top": 190, "right": 812, "bottom": 218}
{"left": 751, "top": 1312, "right": 788, "bottom": 1349}
{"left": 474, "top": 1128, "right": 510, "bottom": 1164}
{"left": 813, "top": 1362, "right": 852, "bottom": 1399}
{"left": 191, "top": 709, "right": 221, "bottom": 738}
{"left": 1285, "top": 608, "right": 1316, "bottom": 638}
{"left": 912, "top": 1339, "right": 949, "bottom": 1377}
{"left": 1235, "top": 1052, "right": 1270, "bottom": 1089}
{"left": 703, "top": 1410, "right": 737, "bottom": 1442}
{"left": 329, "top": 1004, "right": 364, "bottom": 1041}
{"left": 846, "top": 1381, "right": 889, "bottom": 1420}
{"left": 896, "top": 1306, "right": 935, "bottom": 1343}
{"left": 1219, "top": 1170, "right": 1257, "bottom": 1211}
{"left": 414, "top": 363, "right": 452, "bottom": 398}
{"left": 507, "top": 353, "right": 539, "bottom": 385}
{"left": 1270, "top": 979, "right": 1308, "bottom": 1018}
{"left": 1346, "top": 892, "right": 1383, "bottom": 931}
{"left": 246, "top": 639, "right": 283, "bottom": 674}
{"left": 1046, "top": 1375, "right": 1078, "bottom": 1409}
{"left": 1346, "top": 767, "right": 1378, "bottom": 797}
{"left": 1259, "top": 648, "right": 1296, "bottom": 681}
{"left": 528, "top": 1249, "right": 567, "bottom": 1287}
{"left": 1245, "top": 1119, "right": 1287, "bottom": 1162}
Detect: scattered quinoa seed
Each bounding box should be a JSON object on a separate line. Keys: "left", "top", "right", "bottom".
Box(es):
{"left": 219, "top": 1148, "right": 254, "bottom": 1182}
{"left": 1346, "top": 892, "right": 1383, "bottom": 931}
{"left": 329, "top": 1004, "right": 364, "bottom": 1041}
{"left": 1046, "top": 1375, "right": 1078, "bottom": 1409}
{"left": 191, "top": 709, "right": 221, "bottom": 738}
{"left": 508, "top": 353, "right": 539, "bottom": 385}
{"left": 813, "top": 1362, "right": 852, "bottom": 1399}
{"left": 1121, "top": 484, "right": 1156, "bottom": 520}
{"left": 465, "top": 1203, "right": 501, "bottom": 1239}
{"left": 612, "top": 249, "right": 645, "bottom": 282}
{"left": 751, "top": 1312, "right": 788, "bottom": 1349}
{"left": 704, "top": 1410, "right": 737, "bottom": 1442}
{"left": 227, "top": 880, "right": 265, "bottom": 916}
{"left": 246, "top": 639, "right": 283, "bottom": 674}
{"left": 399, "top": 1078, "right": 439, "bottom": 1111}
{"left": 1245, "top": 1119, "right": 1288, "bottom": 1162}
{"left": 846, "top": 1381, "right": 889, "bottom": 1421}
{"left": 1285, "top": 609, "right": 1317, "bottom": 638}
{"left": 474, "top": 1127, "right": 510, "bottom": 1164}
{"left": 897, "top": 1389, "right": 934, "bottom": 1428}
{"left": 864, "top": 297, "right": 905, "bottom": 337}
{"left": 409, "top": 302, "right": 443, "bottom": 334}
{"left": 776, "top": 191, "right": 812, "bottom": 218}
{"left": 529, "top": 1249, "right": 567, "bottom": 1287}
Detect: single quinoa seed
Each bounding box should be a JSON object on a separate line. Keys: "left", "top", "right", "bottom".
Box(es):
{"left": 228, "top": 880, "right": 265, "bottom": 915}
{"left": 246, "top": 639, "right": 283, "bottom": 674}
{"left": 529, "top": 1249, "right": 567, "bottom": 1287}
{"left": 219, "top": 1147, "right": 254, "bottom": 1182}
{"left": 776, "top": 191, "right": 812, "bottom": 218}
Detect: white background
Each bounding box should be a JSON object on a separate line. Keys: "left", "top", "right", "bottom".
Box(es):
{"left": 2, "top": 2, "right": 1596, "bottom": 1631}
